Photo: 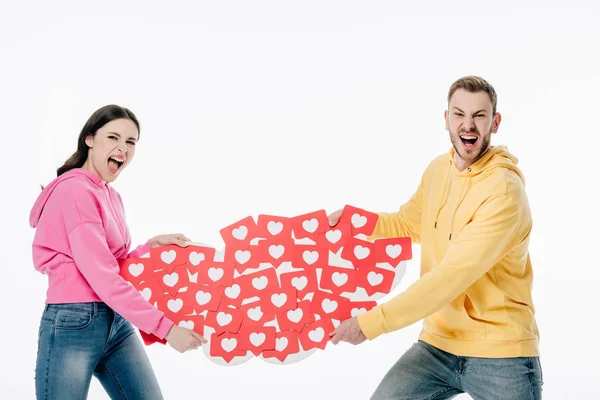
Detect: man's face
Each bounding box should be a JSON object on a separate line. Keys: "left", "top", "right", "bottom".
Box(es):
{"left": 445, "top": 89, "right": 501, "bottom": 170}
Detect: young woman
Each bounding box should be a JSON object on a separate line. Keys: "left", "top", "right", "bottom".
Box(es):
{"left": 29, "top": 105, "right": 205, "bottom": 400}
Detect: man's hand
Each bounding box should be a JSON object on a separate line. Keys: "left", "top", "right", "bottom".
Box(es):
{"left": 328, "top": 209, "right": 343, "bottom": 227}
{"left": 329, "top": 317, "right": 367, "bottom": 345}
{"left": 149, "top": 233, "right": 191, "bottom": 248}
{"left": 165, "top": 325, "right": 206, "bottom": 353}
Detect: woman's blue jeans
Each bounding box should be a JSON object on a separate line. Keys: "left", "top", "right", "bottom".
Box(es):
{"left": 35, "top": 302, "right": 164, "bottom": 400}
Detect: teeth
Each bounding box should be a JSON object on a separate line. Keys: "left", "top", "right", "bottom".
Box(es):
{"left": 460, "top": 135, "right": 477, "bottom": 139}
{"left": 109, "top": 156, "right": 124, "bottom": 163}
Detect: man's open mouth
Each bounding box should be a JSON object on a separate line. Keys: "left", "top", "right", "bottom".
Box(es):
{"left": 460, "top": 135, "right": 478, "bottom": 147}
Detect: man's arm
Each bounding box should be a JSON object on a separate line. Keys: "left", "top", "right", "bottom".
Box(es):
{"left": 358, "top": 187, "right": 531, "bottom": 340}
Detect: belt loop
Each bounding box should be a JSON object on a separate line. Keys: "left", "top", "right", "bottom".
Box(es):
{"left": 93, "top": 302, "right": 98, "bottom": 317}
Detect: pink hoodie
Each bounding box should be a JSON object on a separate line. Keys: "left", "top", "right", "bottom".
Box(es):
{"left": 29, "top": 168, "right": 173, "bottom": 340}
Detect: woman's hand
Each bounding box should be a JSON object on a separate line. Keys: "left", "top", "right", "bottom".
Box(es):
{"left": 165, "top": 325, "right": 207, "bottom": 353}
{"left": 149, "top": 233, "right": 191, "bottom": 248}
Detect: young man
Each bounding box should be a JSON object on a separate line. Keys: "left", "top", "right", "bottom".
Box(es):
{"left": 329, "top": 76, "right": 543, "bottom": 399}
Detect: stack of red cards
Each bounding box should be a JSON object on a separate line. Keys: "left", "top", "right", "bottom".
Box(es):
{"left": 119, "top": 205, "right": 412, "bottom": 365}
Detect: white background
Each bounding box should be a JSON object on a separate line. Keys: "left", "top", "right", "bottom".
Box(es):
{"left": 1, "top": 0, "right": 599, "bottom": 399}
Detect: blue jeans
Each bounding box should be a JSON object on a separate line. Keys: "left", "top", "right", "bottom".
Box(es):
{"left": 35, "top": 302, "right": 164, "bottom": 400}
{"left": 371, "top": 341, "right": 543, "bottom": 400}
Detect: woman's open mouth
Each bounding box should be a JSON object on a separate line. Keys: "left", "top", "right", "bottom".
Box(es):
{"left": 107, "top": 156, "right": 125, "bottom": 174}
{"left": 460, "top": 134, "right": 478, "bottom": 149}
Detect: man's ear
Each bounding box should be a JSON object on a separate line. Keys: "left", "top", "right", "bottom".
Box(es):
{"left": 491, "top": 112, "right": 502, "bottom": 133}
{"left": 85, "top": 135, "right": 94, "bottom": 148}
{"left": 444, "top": 110, "right": 449, "bottom": 131}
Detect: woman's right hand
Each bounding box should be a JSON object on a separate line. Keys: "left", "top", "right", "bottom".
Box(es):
{"left": 165, "top": 325, "right": 207, "bottom": 353}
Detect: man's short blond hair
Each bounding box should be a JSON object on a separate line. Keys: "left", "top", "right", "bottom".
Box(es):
{"left": 448, "top": 76, "right": 498, "bottom": 114}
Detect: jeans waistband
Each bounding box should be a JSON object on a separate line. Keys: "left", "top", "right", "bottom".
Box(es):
{"left": 45, "top": 302, "right": 112, "bottom": 315}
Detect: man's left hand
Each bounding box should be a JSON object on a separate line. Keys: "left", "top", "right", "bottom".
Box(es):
{"left": 329, "top": 317, "right": 367, "bottom": 345}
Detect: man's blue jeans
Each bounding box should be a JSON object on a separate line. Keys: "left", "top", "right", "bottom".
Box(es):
{"left": 35, "top": 302, "right": 164, "bottom": 400}
{"left": 371, "top": 340, "right": 543, "bottom": 400}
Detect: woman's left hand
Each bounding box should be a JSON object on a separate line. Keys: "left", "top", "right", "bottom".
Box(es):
{"left": 149, "top": 233, "right": 191, "bottom": 248}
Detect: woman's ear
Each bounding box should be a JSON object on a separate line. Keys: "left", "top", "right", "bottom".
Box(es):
{"left": 85, "top": 135, "right": 94, "bottom": 148}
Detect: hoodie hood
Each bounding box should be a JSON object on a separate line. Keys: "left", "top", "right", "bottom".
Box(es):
{"left": 29, "top": 168, "right": 105, "bottom": 228}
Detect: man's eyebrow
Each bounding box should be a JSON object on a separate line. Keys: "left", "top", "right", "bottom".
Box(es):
{"left": 452, "top": 107, "right": 487, "bottom": 115}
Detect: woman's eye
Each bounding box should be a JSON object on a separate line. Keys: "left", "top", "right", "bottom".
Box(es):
{"left": 127, "top": 141, "right": 136, "bottom": 146}
{"left": 109, "top": 135, "right": 118, "bottom": 140}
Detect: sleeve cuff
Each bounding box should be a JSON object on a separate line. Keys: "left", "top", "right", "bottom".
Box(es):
{"left": 154, "top": 316, "right": 174, "bottom": 339}
{"left": 357, "top": 305, "right": 386, "bottom": 340}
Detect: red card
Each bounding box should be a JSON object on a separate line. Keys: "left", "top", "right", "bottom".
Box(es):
{"left": 341, "top": 238, "right": 375, "bottom": 270}
{"left": 310, "top": 291, "right": 352, "bottom": 321}
{"left": 210, "top": 332, "right": 247, "bottom": 363}
{"left": 226, "top": 245, "right": 260, "bottom": 274}
{"left": 260, "top": 286, "right": 298, "bottom": 316}
{"left": 340, "top": 205, "right": 379, "bottom": 236}
{"left": 205, "top": 307, "right": 244, "bottom": 335}
{"left": 299, "top": 317, "right": 335, "bottom": 351}
{"left": 280, "top": 270, "right": 318, "bottom": 300}
{"left": 220, "top": 281, "right": 244, "bottom": 308}
{"left": 373, "top": 237, "right": 412, "bottom": 265}
{"left": 197, "top": 259, "right": 235, "bottom": 288}
{"left": 292, "top": 244, "right": 327, "bottom": 270}
{"left": 155, "top": 263, "right": 189, "bottom": 296}
{"left": 238, "top": 326, "right": 277, "bottom": 356}
{"left": 237, "top": 268, "right": 279, "bottom": 301}
{"left": 256, "top": 215, "right": 293, "bottom": 240}
{"left": 150, "top": 244, "right": 188, "bottom": 271}
{"left": 119, "top": 257, "right": 154, "bottom": 285}
{"left": 291, "top": 210, "right": 329, "bottom": 239}
{"left": 219, "top": 216, "right": 258, "bottom": 247}
{"left": 348, "top": 301, "right": 378, "bottom": 318}
{"left": 157, "top": 292, "right": 195, "bottom": 322}
{"left": 184, "top": 245, "right": 216, "bottom": 269}
{"left": 356, "top": 266, "right": 395, "bottom": 296}
{"left": 320, "top": 266, "right": 358, "bottom": 295}
{"left": 257, "top": 239, "right": 295, "bottom": 268}
{"left": 276, "top": 300, "right": 316, "bottom": 333}
{"left": 137, "top": 277, "right": 165, "bottom": 305}
{"left": 262, "top": 330, "right": 301, "bottom": 362}
{"left": 240, "top": 301, "right": 276, "bottom": 328}
{"left": 316, "top": 222, "right": 352, "bottom": 253}
{"left": 176, "top": 314, "right": 205, "bottom": 337}
{"left": 185, "top": 285, "right": 224, "bottom": 313}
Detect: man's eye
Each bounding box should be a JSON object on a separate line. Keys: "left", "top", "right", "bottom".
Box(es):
{"left": 475, "top": 114, "right": 485, "bottom": 118}
{"left": 454, "top": 113, "right": 463, "bottom": 117}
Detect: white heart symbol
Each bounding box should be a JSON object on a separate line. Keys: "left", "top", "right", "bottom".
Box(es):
{"left": 351, "top": 307, "right": 367, "bottom": 317}
{"left": 160, "top": 250, "right": 176, "bottom": 264}
{"left": 178, "top": 320, "right": 194, "bottom": 329}
{"left": 252, "top": 276, "right": 268, "bottom": 290}
{"left": 167, "top": 298, "right": 183, "bottom": 313}
{"left": 275, "top": 337, "right": 288, "bottom": 351}
{"left": 367, "top": 271, "right": 384, "bottom": 286}
{"left": 195, "top": 290, "right": 212, "bottom": 305}
{"left": 385, "top": 244, "right": 402, "bottom": 259}
{"left": 268, "top": 245, "right": 285, "bottom": 259}
{"left": 332, "top": 272, "right": 348, "bottom": 287}
{"left": 308, "top": 327, "right": 324, "bottom": 342}
{"left": 208, "top": 267, "right": 224, "bottom": 282}
{"left": 267, "top": 221, "right": 283, "bottom": 235}
{"left": 232, "top": 225, "right": 248, "bottom": 240}
{"left": 162, "top": 273, "right": 179, "bottom": 287}
{"left": 188, "top": 252, "right": 205, "bottom": 266}
{"left": 287, "top": 308, "right": 303, "bottom": 323}
{"left": 302, "top": 250, "right": 319, "bottom": 265}
{"left": 322, "top": 299, "right": 338, "bottom": 313}
{"left": 234, "top": 250, "right": 251, "bottom": 264}
{"left": 217, "top": 311, "right": 233, "bottom": 326}
{"left": 354, "top": 245, "right": 370, "bottom": 260}
{"left": 128, "top": 263, "right": 144, "bottom": 277}
{"left": 221, "top": 338, "right": 237, "bottom": 352}
{"left": 291, "top": 277, "right": 308, "bottom": 291}
{"left": 250, "top": 332, "right": 266, "bottom": 347}
{"left": 271, "top": 293, "right": 287, "bottom": 308}
{"left": 247, "top": 306, "right": 263, "bottom": 321}
{"left": 351, "top": 213, "right": 367, "bottom": 228}
{"left": 140, "top": 288, "right": 152, "bottom": 301}
{"left": 225, "top": 284, "right": 240, "bottom": 299}
{"left": 302, "top": 218, "right": 319, "bottom": 233}
{"left": 326, "top": 230, "right": 342, "bottom": 243}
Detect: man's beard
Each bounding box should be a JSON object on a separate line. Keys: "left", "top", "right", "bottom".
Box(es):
{"left": 451, "top": 128, "right": 491, "bottom": 164}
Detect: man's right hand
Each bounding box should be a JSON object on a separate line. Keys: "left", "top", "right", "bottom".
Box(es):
{"left": 328, "top": 209, "right": 343, "bottom": 227}
{"left": 165, "top": 325, "right": 206, "bottom": 353}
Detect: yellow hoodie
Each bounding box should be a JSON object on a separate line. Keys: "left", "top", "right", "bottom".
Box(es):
{"left": 357, "top": 145, "right": 540, "bottom": 358}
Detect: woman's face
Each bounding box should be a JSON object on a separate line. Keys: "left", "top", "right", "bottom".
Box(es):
{"left": 83, "top": 118, "right": 139, "bottom": 183}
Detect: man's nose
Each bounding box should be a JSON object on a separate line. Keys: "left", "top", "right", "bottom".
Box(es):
{"left": 463, "top": 117, "right": 475, "bottom": 131}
